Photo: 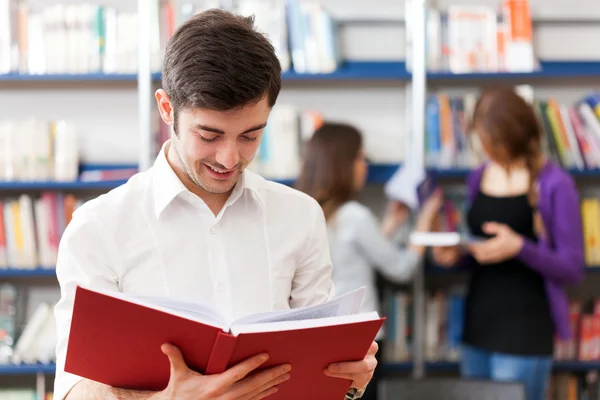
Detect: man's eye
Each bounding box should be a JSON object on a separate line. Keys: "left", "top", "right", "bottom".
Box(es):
{"left": 199, "top": 135, "right": 218, "bottom": 143}
{"left": 242, "top": 136, "right": 258, "bottom": 142}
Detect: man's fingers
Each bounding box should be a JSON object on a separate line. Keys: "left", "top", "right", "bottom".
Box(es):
{"left": 327, "top": 358, "right": 377, "bottom": 375}
{"left": 221, "top": 353, "right": 270, "bottom": 385}
{"left": 324, "top": 370, "right": 355, "bottom": 380}
{"left": 367, "top": 342, "right": 378, "bottom": 355}
{"left": 240, "top": 370, "right": 291, "bottom": 400}
{"left": 161, "top": 343, "right": 190, "bottom": 375}
{"left": 250, "top": 386, "right": 279, "bottom": 400}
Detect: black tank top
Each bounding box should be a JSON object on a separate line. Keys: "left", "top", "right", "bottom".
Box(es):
{"left": 462, "top": 190, "right": 554, "bottom": 356}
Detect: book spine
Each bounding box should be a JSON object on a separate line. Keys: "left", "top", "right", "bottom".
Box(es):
{"left": 205, "top": 331, "right": 237, "bottom": 375}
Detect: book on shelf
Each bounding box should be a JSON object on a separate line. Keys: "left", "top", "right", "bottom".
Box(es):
{"left": 424, "top": 90, "right": 600, "bottom": 172}
{"left": 65, "top": 286, "right": 383, "bottom": 399}
{"left": 406, "top": 0, "right": 536, "bottom": 74}
{"left": 11, "top": 302, "right": 56, "bottom": 365}
{"left": 548, "top": 373, "right": 600, "bottom": 400}
{"left": 0, "top": 283, "right": 16, "bottom": 365}
{"left": 0, "top": 119, "right": 79, "bottom": 182}
{"left": 0, "top": 193, "right": 83, "bottom": 269}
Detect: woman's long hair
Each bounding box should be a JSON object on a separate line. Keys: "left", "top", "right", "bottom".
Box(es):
{"left": 471, "top": 86, "right": 546, "bottom": 237}
{"left": 295, "top": 123, "right": 363, "bottom": 220}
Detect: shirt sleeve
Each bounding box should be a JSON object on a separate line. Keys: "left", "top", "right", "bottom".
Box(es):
{"left": 516, "top": 176, "right": 585, "bottom": 285}
{"left": 352, "top": 208, "right": 420, "bottom": 283}
{"left": 54, "top": 208, "right": 120, "bottom": 400}
{"left": 289, "top": 198, "right": 335, "bottom": 308}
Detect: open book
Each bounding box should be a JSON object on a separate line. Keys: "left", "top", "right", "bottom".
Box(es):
{"left": 384, "top": 164, "right": 439, "bottom": 211}
{"left": 65, "top": 286, "right": 384, "bottom": 399}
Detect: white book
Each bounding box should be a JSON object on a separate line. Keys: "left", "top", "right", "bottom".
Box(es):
{"left": 34, "top": 198, "right": 53, "bottom": 269}
{"left": 384, "top": 164, "right": 437, "bottom": 212}
{"left": 409, "top": 231, "right": 484, "bottom": 247}
{"left": 18, "top": 195, "right": 37, "bottom": 269}
{"left": 11, "top": 302, "right": 52, "bottom": 364}
{"left": 3, "top": 201, "right": 16, "bottom": 268}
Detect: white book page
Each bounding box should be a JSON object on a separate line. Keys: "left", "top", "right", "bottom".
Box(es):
{"left": 84, "top": 287, "right": 229, "bottom": 330}
{"left": 231, "top": 311, "right": 380, "bottom": 336}
{"left": 232, "top": 287, "right": 366, "bottom": 326}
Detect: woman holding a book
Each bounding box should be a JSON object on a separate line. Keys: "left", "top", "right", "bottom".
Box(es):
{"left": 432, "top": 87, "right": 585, "bottom": 400}
{"left": 296, "top": 122, "right": 442, "bottom": 400}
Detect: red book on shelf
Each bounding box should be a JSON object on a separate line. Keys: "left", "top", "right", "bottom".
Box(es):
{"left": 65, "top": 286, "right": 383, "bottom": 400}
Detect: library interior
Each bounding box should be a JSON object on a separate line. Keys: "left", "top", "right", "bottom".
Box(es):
{"left": 1, "top": 0, "right": 600, "bottom": 399}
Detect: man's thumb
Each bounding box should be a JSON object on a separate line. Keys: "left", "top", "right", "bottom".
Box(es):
{"left": 482, "top": 222, "right": 502, "bottom": 235}
{"left": 162, "top": 343, "right": 192, "bottom": 375}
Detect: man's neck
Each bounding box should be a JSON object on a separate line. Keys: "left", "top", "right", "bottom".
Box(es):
{"left": 165, "top": 143, "right": 231, "bottom": 216}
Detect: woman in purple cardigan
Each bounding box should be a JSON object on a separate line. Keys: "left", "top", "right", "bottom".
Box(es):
{"left": 433, "top": 87, "right": 585, "bottom": 400}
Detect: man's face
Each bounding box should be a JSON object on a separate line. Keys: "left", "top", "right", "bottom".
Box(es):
{"left": 167, "top": 96, "right": 271, "bottom": 195}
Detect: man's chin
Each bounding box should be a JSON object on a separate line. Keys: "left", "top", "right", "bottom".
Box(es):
{"left": 196, "top": 173, "right": 240, "bottom": 195}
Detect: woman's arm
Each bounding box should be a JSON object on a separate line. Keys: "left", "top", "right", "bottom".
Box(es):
{"left": 352, "top": 208, "right": 422, "bottom": 284}
{"left": 516, "top": 178, "right": 585, "bottom": 284}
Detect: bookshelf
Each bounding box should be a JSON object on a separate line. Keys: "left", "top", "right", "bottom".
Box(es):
{"left": 395, "top": 1, "right": 600, "bottom": 394}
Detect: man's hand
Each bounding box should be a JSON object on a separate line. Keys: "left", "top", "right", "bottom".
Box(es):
{"left": 467, "top": 222, "right": 524, "bottom": 264}
{"left": 324, "top": 341, "right": 378, "bottom": 392}
{"left": 156, "top": 343, "right": 291, "bottom": 400}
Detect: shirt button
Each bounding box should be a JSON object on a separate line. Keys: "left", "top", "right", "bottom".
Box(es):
{"left": 210, "top": 226, "right": 217, "bottom": 234}
{"left": 217, "top": 283, "right": 225, "bottom": 292}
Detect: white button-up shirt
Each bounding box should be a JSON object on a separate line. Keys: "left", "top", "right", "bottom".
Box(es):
{"left": 53, "top": 145, "right": 334, "bottom": 400}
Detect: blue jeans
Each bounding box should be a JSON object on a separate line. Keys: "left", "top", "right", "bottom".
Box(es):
{"left": 460, "top": 344, "right": 553, "bottom": 400}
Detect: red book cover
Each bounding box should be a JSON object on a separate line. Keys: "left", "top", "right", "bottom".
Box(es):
{"left": 65, "top": 286, "right": 383, "bottom": 399}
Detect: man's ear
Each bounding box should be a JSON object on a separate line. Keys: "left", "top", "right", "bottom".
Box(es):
{"left": 155, "top": 89, "right": 174, "bottom": 125}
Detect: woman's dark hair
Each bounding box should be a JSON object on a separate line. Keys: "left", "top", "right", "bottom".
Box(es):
{"left": 295, "top": 123, "right": 363, "bottom": 220}
{"left": 471, "top": 86, "right": 545, "bottom": 234}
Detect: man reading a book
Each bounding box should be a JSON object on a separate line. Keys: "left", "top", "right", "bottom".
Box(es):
{"left": 54, "top": 8, "right": 377, "bottom": 400}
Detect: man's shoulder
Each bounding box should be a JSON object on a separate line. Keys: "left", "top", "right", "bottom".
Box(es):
{"left": 72, "top": 169, "right": 152, "bottom": 222}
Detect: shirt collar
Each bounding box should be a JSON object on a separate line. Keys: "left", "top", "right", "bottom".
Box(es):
{"left": 152, "top": 140, "right": 261, "bottom": 218}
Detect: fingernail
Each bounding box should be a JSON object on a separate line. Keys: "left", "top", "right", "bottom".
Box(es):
{"left": 282, "top": 364, "right": 292, "bottom": 373}
{"left": 260, "top": 354, "right": 269, "bottom": 362}
{"left": 281, "top": 373, "right": 291, "bottom": 381}
{"left": 328, "top": 364, "right": 339, "bottom": 372}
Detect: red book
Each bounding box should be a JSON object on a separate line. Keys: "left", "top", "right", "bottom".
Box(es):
{"left": 65, "top": 286, "right": 384, "bottom": 399}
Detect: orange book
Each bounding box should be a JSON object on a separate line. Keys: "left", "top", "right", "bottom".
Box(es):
{"left": 64, "top": 194, "right": 77, "bottom": 227}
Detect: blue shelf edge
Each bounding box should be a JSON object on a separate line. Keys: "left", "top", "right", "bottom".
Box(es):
{"left": 4, "top": 61, "right": 599, "bottom": 83}
{"left": 0, "top": 268, "right": 57, "bottom": 278}
{"left": 383, "top": 361, "right": 600, "bottom": 373}
{"left": 427, "top": 61, "right": 600, "bottom": 80}
{"left": 0, "top": 180, "right": 131, "bottom": 190}
{"left": 0, "top": 73, "right": 139, "bottom": 82}
{"left": 0, "top": 363, "right": 56, "bottom": 374}
{"left": 152, "top": 61, "right": 411, "bottom": 82}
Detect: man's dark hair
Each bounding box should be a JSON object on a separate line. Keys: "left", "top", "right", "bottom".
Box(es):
{"left": 162, "top": 8, "right": 282, "bottom": 131}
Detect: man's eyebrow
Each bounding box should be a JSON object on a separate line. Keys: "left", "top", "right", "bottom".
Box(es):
{"left": 194, "top": 124, "right": 225, "bottom": 134}
{"left": 193, "top": 123, "right": 267, "bottom": 135}
{"left": 241, "top": 123, "right": 267, "bottom": 134}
